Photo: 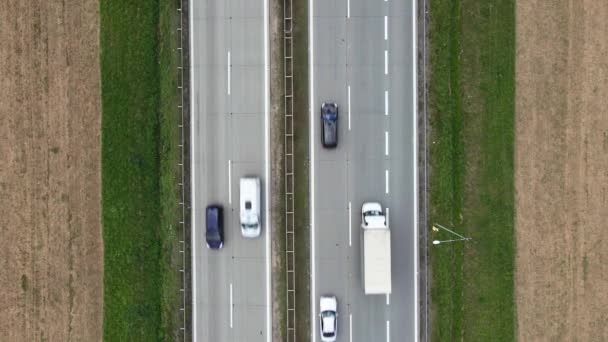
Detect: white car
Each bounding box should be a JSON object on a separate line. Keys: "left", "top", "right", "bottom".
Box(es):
{"left": 319, "top": 295, "right": 338, "bottom": 341}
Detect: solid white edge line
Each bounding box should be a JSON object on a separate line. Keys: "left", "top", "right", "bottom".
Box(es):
{"left": 348, "top": 85, "right": 351, "bottom": 130}
{"left": 413, "top": 0, "right": 420, "bottom": 340}
{"left": 385, "top": 90, "right": 389, "bottom": 116}
{"left": 228, "top": 160, "right": 232, "bottom": 204}
{"left": 384, "top": 16, "right": 388, "bottom": 40}
{"left": 310, "top": 0, "right": 316, "bottom": 339}
{"left": 348, "top": 201, "right": 352, "bottom": 246}
{"left": 385, "top": 131, "right": 389, "bottom": 156}
{"left": 230, "top": 283, "right": 233, "bottom": 328}
{"left": 189, "top": 0, "right": 197, "bottom": 338}
{"left": 385, "top": 50, "right": 388, "bottom": 74}
{"left": 227, "top": 51, "right": 231, "bottom": 95}
{"left": 387, "top": 320, "right": 391, "bottom": 342}
{"left": 349, "top": 314, "right": 353, "bottom": 342}
{"left": 385, "top": 169, "right": 389, "bottom": 194}
{"left": 264, "top": 0, "right": 271, "bottom": 339}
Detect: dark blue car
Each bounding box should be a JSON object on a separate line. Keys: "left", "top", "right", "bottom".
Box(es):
{"left": 321, "top": 102, "right": 338, "bottom": 148}
{"left": 206, "top": 205, "right": 224, "bottom": 249}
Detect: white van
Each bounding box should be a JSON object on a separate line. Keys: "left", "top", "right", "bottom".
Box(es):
{"left": 239, "top": 177, "right": 261, "bottom": 238}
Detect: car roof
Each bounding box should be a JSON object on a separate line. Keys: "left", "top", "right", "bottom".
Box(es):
{"left": 206, "top": 205, "right": 221, "bottom": 231}
{"left": 323, "top": 120, "right": 337, "bottom": 145}
{"left": 322, "top": 315, "right": 335, "bottom": 332}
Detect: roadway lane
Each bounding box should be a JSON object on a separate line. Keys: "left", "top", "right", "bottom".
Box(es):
{"left": 191, "top": 0, "right": 270, "bottom": 341}
{"left": 310, "top": 0, "right": 417, "bottom": 341}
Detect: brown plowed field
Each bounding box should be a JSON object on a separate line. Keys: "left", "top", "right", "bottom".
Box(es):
{"left": 516, "top": 1, "right": 608, "bottom": 340}
{"left": 0, "top": 0, "right": 103, "bottom": 341}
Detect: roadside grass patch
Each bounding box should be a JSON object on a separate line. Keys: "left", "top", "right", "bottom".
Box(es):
{"left": 101, "top": 0, "right": 182, "bottom": 340}
{"left": 428, "top": 0, "right": 515, "bottom": 340}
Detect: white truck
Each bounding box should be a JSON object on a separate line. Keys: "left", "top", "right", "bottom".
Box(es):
{"left": 360, "top": 202, "right": 392, "bottom": 295}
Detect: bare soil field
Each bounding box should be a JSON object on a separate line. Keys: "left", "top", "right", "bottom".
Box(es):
{"left": 0, "top": 0, "right": 103, "bottom": 341}
{"left": 516, "top": 1, "right": 608, "bottom": 340}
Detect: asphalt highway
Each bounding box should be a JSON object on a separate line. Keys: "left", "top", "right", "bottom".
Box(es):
{"left": 310, "top": 0, "right": 418, "bottom": 341}
{"left": 190, "top": 0, "right": 270, "bottom": 341}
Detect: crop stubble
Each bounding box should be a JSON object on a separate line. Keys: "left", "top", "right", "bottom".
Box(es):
{"left": 516, "top": 1, "right": 608, "bottom": 340}
{"left": 0, "top": 0, "right": 103, "bottom": 341}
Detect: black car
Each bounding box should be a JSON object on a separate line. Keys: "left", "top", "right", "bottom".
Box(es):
{"left": 206, "top": 205, "right": 224, "bottom": 249}
{"left": 321, "top": 102, "right": 338, "bottom": 148}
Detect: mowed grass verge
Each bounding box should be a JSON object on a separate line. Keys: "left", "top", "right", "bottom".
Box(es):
{"left": 293, "top": 0, "right": 311, "bottom": 339}
{"left": 428, "top": 0, "right": 515, "bottom": 341}
{"left": 101, "top": 0, "right": 182, "bottom": 340}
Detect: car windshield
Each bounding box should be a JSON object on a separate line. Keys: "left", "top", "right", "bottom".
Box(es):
{"left": 242, "top": 223, "right": 258, "bottom": 229}
{"left": 320, "top": 311, "right": 333, "bottom": 318}
{"left": 245, "top": 201, "right": 252, "bottom": 210}
{"left": 322, "top": 112, "right": 337, "bottom": 120}
{"left": 364, "top": 210, "right": 382, "bottom": 217}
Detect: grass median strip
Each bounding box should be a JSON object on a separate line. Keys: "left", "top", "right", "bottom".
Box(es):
{"left": 428, "top": 0, "right": 515, "bottom": 340}
{"left": 101, "top": 0, "right": 182, "bottom": 340}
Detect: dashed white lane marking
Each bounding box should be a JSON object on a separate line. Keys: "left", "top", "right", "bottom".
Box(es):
{"left": 348, "top": 85, "right": 351, "bottom": 130}
{"left": 227, "top": 51, "right": 231, "bottom": 95}
{"left": 386, "top": 207, "right": 390, "bottom": 228}
{"left": 385, "top": 50, "right": 389, "bottom": 75}
{"left": 385, "top": 131, "right": 389, "bottom": 156}
{"left": 387, "top": 293, "right": 390, "bottom": 305}
{"left": 387, "top": 320, "right": 391, "bottom": 342}
{"left": 230, "top": 283, "right": 233, "bottom": 328}
{"left": 384, "top": 16, "right": 388, "bottom": 40}
{"left": 348, "top": 201, "right": 352, "bottom": 246}
{"left": 385, "top": 90, "right": 389, "bottom": 116}
{"left": 385, "top": 169, "right": 390, "bottom": 194}
{"left": 347, "top": 0, "right": 350, "bottom": 18}
{"left": 350, "top": 314, "right": 353, "bottom": 342}
{"left": 228, "top": 160, "right": 232, "bottom": 204}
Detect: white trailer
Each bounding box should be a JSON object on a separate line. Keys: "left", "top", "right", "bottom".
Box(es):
{"left": 360, "top": 202, "right": 392, "bottom": 295}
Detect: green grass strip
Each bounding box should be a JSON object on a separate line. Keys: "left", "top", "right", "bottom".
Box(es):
{"left": 428, "top": 0, "right": 515, "bottom": 340}
{"left": 101, "top": 0, "right": 181, "bottom": 340}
